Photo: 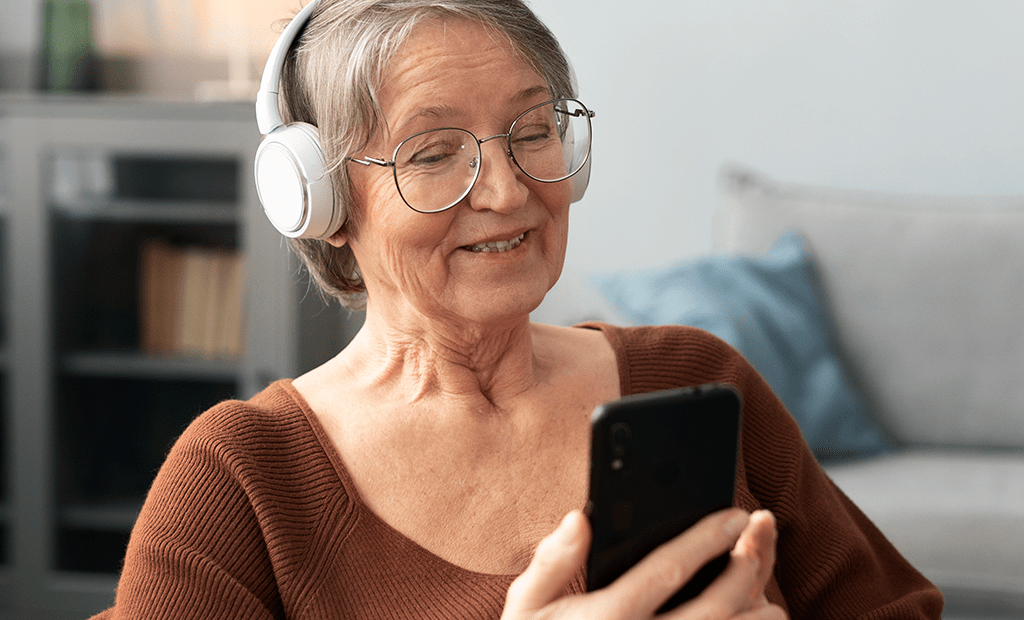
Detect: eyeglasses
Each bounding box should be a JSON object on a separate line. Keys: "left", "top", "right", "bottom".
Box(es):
{"left": 348, "top": 98, "right": 594, "bottom": 213}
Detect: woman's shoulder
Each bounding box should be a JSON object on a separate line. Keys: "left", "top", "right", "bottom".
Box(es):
{"left": 168, "top": 380, "right": 350, "bottom": 504}
{"left": 120, "top": 381, "right": 360, "bottom": 618}
{"left": 181, "top": 380, "right": 313, "bottom": 452}
{"left": 576, "top": 320, "right": 733, "bottom": 349}
{"left": 573, "top": 322, "right": 748, "bottom": 392}
{"left": 148, "top": 380, "right": 357, "bottom": 546}
{"left": 533, "top": 321, "right": 619, "bottom": 359}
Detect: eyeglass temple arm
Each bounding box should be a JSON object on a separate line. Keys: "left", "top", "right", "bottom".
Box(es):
{"left": 560, "top": 108, "right": 595, "bottom": 118}
{"left": 347, "top": 156, "right": 394, "bottom": 168}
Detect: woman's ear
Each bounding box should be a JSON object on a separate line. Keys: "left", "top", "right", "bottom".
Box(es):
{"left": 324, "top": 230, "right": 349, "bottom": 248}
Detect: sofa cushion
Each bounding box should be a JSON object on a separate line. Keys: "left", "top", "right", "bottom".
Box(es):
{"left": 596, "top": 233, "right": 890, "bottom": 462}
{"left": 715, "top": 165, "right": 1024, "bottom": 448}
{"left": 826, "top": 449, "right": 1024, "bottom": 603}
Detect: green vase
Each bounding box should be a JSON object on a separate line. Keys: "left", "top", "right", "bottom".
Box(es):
{"left": 39, "top": 0, "right": 99, "bottom": 92}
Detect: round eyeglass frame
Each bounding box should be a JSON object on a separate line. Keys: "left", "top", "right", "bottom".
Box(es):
{"left": 347, "top": 97, "right": 594, "bottom": 214}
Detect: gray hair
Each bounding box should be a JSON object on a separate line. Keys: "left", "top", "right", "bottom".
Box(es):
{"left": 278, "top": 0, "right": 575, "bottom": 309}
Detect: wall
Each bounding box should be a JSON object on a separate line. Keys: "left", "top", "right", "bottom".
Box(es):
{"left": 0, "top": 0, "right": 37, "bottom": 52}
{"left": 0, "top": 0, "right": 39, "bottom": 88}
{"left": 526, "top": 0, "right": 1024, "bottom": 325}
{"left": 4, "top": 0, "right": 1024, "bottom": 324}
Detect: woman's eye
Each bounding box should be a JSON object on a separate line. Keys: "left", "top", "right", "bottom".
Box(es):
{"left": 410, "top": 149, "right": 452, "bottom": 165}
{"left": 402, "top": 137, "right": 462, "bottom": 168}
{"left": 512, "top": 123, "right": 554, "bottom": 146}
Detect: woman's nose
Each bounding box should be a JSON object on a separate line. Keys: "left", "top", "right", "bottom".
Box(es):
{"left": 466, "top": 139, "right": 528, "bottom": 213}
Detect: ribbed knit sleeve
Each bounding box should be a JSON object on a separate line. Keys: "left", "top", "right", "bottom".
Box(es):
{"left": 91, "top": 382, "right": 358, "bottom": 620}
{"left": 592, "top": 323, "right": 943, "bottom": 619}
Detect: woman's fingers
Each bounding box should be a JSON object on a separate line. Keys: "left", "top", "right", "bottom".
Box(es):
{"left": 669, "top": 510, "right": 781, "bottom": 619}
{"left": 503, "top": 508, "right": 784, "bottom": 620}
{"left": 502, "top": 510, "right": 592, "bottom": 618}
{"left": 732, "top": 511, "right": 778, "bottom": 603}
{"left": 596, "top": 508, "right": 750, "bottom": 618}
{"left": 671, "top": 536, "right": 759, "bottom": 618}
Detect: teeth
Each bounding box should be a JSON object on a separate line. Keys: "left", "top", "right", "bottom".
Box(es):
{"left": 466, "top": 233, "right": 525, "bottom": 253}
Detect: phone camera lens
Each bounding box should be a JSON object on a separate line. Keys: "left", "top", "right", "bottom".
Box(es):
{"left": 610, "top": 422, "right": 630, "bottom": 463}
{"left": 611, "top": 422, "right": 631, "bottom": 444}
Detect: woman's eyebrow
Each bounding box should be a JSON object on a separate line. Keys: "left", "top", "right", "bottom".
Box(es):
{"left": 390, "top": 85, "right": 552, "bottom": 138}
{"left": 410, "top": 104, "right": 462, "bottom": 121}
{"left": 512, "top": 85, "right": 553, "bottom": 104}
{"left": 520, "top": 86, "right": 552, "bottom": 101}
{"left": 390, "top": 104, "right": 464, "bottom": 138}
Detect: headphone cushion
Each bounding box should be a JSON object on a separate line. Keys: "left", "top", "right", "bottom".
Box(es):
{"left": 254, "top": 122, "right": 343, "bottom": 238}
{"left": 571, "top": 151, "right": 591, "bottom": 203}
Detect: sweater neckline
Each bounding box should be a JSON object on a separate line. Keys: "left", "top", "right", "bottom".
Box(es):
{"left": 272, "top": 323, "right": 621, "bottom": 588}
{"left": 277, "top": 378, "right": 520, "bottom": 582}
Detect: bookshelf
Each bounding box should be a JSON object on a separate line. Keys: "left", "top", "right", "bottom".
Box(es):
{"left": 0, "top": 95, "right": 361, "bottom": 620}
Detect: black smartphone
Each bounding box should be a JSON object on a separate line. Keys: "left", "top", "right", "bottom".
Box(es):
{"left": 585, "top": 384, "right": 742, "bottom": 612}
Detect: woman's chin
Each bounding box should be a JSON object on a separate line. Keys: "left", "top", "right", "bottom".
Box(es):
{"left": 436, "top": 281, "right": 551, "bottom": 329}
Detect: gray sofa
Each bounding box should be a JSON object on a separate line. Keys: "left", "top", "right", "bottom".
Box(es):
{"left": 714, "top": 165, "right": 1024, "bottom": 614}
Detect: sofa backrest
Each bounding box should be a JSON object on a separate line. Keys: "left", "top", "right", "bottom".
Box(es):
{"left": 714, "top": 164, "right": 1024, "bottom": 449}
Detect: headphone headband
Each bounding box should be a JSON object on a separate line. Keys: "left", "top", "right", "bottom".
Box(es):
{"left": 256, "top": 0, "right": 320, "bottom": 135}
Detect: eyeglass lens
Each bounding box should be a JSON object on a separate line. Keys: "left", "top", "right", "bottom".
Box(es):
{"left": 392, "top": 98, "right": 591, "bottom": 213}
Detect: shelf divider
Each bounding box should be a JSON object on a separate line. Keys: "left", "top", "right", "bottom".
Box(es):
{"left": 59, "top": 350, "right": 241, "bottom": 382}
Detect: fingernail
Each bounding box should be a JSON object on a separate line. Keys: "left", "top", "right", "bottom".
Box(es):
{"left": 555, "top": 511, "right": 582, "bottom": 544}
{"left": 725, "top": 510, "right": 749, "bottom": 536}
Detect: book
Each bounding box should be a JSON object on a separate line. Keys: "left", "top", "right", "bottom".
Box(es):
{"left": 138, "top": 240, "right": 245, "bottom": 359}
{"left": 139, "top": 240, "right": 183, "bottom": 356}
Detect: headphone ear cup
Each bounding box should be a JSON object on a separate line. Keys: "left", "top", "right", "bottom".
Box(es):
{"left": 254, "top": 122, "right": 344, "bottom": 238}
{"left": 571, "top": 151, "right": 590, "bottom": 203}
{"left": 560, "top": 106, "right": 590, "bottom": 204}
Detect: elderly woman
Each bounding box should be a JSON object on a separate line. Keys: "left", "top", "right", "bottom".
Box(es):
{"left": 92, "top": 1, "right": 943, "bottom": 619}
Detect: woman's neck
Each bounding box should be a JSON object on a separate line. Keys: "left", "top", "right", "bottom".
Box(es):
{"left": 348, "top": 308, "right": 547, "bottom": 415}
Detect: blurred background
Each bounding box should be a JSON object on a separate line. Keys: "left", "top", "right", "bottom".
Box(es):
{"left": 1, "top": 0, "right": 286, "bottom": 96}
{"left": 1, "top": 1, "right": 1023, "bottom": 618}
{"left": 3, "top": 0, "right": 1023, "bottom": 321}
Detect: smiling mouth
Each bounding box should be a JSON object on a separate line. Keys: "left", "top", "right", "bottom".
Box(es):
{"left": 463, "top": 232, "right": 526, "bottom": 253}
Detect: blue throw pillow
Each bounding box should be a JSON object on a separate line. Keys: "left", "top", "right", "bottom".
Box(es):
{"left": 596, "top": 234, "right": 890, "bottom": 462}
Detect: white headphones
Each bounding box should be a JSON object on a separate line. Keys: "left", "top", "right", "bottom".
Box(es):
{"left": 254, "top": 0, "right": 338, "bottom": 239}
{"left": 254, "top": 0, "right": 590, "bottom": 240}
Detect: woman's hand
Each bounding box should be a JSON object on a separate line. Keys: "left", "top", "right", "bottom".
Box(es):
{"left": 502, "top": 508, "right": 787, "bottom": 620}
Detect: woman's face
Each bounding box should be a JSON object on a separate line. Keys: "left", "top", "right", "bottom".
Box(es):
{"left": 340, "top": 17, "right": 574, "bottom": 330}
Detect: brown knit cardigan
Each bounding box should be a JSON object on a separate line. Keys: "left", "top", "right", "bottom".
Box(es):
{"left": 93, "top": 323, "right": 943, "bottom": 619}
